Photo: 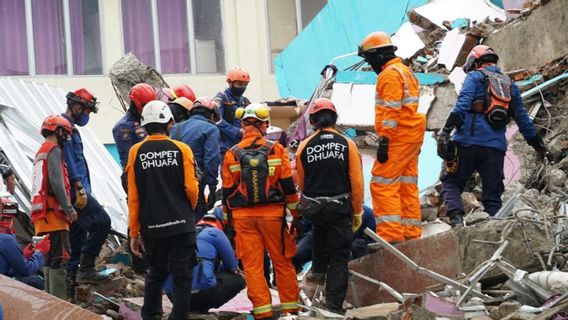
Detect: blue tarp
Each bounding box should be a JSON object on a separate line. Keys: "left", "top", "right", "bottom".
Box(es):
{"left": 274, "top": 0, "right": 430, "bottom": 99}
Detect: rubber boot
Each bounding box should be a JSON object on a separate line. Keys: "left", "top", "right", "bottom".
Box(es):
{"left": 76, "top": 253, "right": 109, "bottom": 285}
{"left": 448, "top": 209, "right": 465, "bottom": 228}
{"left": 48, "top": 268, "right": 68, "bottom": 300}
{"left": 43, "top": 267, "right": 51, "bottom": 293}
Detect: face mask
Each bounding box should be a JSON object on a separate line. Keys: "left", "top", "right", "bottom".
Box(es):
{"left": 76, "top": 112, "right": 90, "bottom": 126}
{"left": 230, "top": 85, "right": 246, "bottom": 97}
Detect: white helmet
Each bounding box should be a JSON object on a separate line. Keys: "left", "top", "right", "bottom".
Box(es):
{"left": 141, "top": 100, "right": 173, "bottom": 126}
{"left": 236, "top": 103, "right": 270, "bottom": 122}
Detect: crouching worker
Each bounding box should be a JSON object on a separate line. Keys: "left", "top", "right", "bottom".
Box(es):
{"left": 127, "top": 101, "right": 200, "bottom": 320}
{"left": 0, "top": 194, "right": 50, "bottom": 290}
{"left": 295, "top": 98, "right": 365, "bottom": 313}
{"left": 164, "top": 213, "right": 245, "bottom": 313}
{"left": 222, "top": 103, "right": 300, "bottom": 319}
{"left": 30, "top": 115, "right": 78, "bottom": 298}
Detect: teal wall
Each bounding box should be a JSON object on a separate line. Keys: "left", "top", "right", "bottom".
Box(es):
{"left": 104, "top": 144, "right": 121, "bottom": 166}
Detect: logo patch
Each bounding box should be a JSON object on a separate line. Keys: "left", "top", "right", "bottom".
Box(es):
{"left": 249, "top": 159, "right": 259, "bottom": 167}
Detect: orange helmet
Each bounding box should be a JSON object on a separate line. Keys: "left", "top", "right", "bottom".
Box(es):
{"left": 227, "top": 67, "right": 250, "bottom": 83}
{"left": 310, "top": 98, "right": 337, "bottom": 115}
{"left": 41, "top": 115, "right": 73, "bottom": 135}
{"left": 463, "top": 45, "right": 498, "bottom": 72}
{"left": 66, "top": 88, "right": 98, "bottom": 113}
{"left": 191, "top": 97, "right": 215, "bottom": 111}
{"left": 171, "top": 97, "right": 193, "bottom": 111}
{"left": 129, "top": 83, "right": 156, "bottom": 113}
{"left": 197, "top": 214, "right": 223, "bottom": 231}
{"left": 173, "top": 84, "right": 196, "bottom": 102}
{"left": 358, "top": 31, "right": 394, "bottom": 56}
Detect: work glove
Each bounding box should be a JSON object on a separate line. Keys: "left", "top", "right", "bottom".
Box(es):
{"left": 74, "top": 187, "right": 88, "bottom": 210}
{"left": 290, "top": 216, "right": 304, "bottom": 238}
{"left": 437, "top": 131, "right": 457, "bottom": 161}
{"left": 352, "top": 212, "right": 363, "bottom": 232}
{"left": 527, "top": 135, "right": 554, "bottom": 163}
{"left": 23, "top": 243, "right": 35, "bottom": 259}
{"left": 34, "top": 235, "right": 51, "bottom": 255}
{"left": 206, "top": 185, "right": 217, "bottom": 211}
{"left": 376, "top": 136, "right": 389, "bottom": 164}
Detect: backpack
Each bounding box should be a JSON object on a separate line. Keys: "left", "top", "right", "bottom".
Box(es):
{"left": 471, "top": 68, "right": 513, "bottom": 130}
{"left": 226, "top": 140, "right": 285, "bottom": 208}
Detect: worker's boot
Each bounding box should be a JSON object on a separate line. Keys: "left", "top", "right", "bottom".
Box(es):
{"left": 76, "top": 253, "right": 109, "bottom": 285}
{"left": 48, "top": 268, "right": 68, "bottom": 300}
{"left": 448, "top": 209, "right": 465, "bottom": 228}
{"left": 43, "top": 267, "right": 51, "bottom": 293}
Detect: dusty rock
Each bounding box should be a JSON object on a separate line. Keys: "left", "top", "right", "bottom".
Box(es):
{"left": 465, "top": 211, "right": 490, "bottom": 225}
{"left": 502, "top": 312, "right": 536, "bottom": 320}
{"left": 489, "top": 301, "right": 521, "bottom": 320}
{"left": 462, "top": 192, "right": 482, "bottom": 213}
{"left": 386, "top": 305, "right": 437, "bottom": 320}
{"left": 105, "top": 309, "right": 121, "bottom": 320}
{"left": 557, "top": 157, "right": 568, "bottom": 172}
{"left": 345, "top": 302, "right": 400, "bottom": 320}
{"left": 543, "top": 168, "right": 567, "bottom": 189}
{"left": 421, "top": 206, "right": 438, "bottom": 222}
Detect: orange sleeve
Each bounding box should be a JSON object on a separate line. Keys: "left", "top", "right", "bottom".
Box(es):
{"left": 347, "top": 139, "right": 364, "bottom": 215}
{"left": 294, "top": 141, "right": 308, "bottom": 192}
{"left": 375, "top": 69, "right": 404, "bottom": 140}
{"left": 178, "top": 142, "right": 199, "bottom": 210}
{"left": 127, "top": 143, "right": 141, "bottom": 238}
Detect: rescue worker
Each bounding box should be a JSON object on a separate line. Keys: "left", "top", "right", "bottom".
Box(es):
{"left": 113, "top": 83, "right": 156, "bottom": 168}
{"left": 29, "top": 115, "right": 78, "bottom": 298}
{"left": 173, "top": 84, "right": 197, "bottom": 102}
{"left": 0, "top": 164, "right": 16, "bottom": 195}
{"left": 61, "top": 88, "right": 111, "bottom": 285}
{"left": 295, "top": 98, "right": 365, "bottom": 312}
{"left": 359, "top": 31, "right": 425, "bottom": 243}
{"left": 168, "top": 97, "right": 193, "bottom": 124}
{"left": 126, "top": 100, "right": 199, "bottom": 320}
{"left": 293, "top": 205, "right": 376, "bottom": 272}
{"left": 163, "top": 213, "right": 245, "bottom": 313}
{"left": 0, "top": 187, "right": 51, "bottom": 290}
{"left": 222, "top": 103, "right": 300, "bottom": 319}
{"left": 214, "top": 66, "right": 252, "bottom": 158}
{"left": 170, "top": 97, "right": 221, "bottom": 220}
{"left": 437, "top": 45, "right": 549, "bottom": 226}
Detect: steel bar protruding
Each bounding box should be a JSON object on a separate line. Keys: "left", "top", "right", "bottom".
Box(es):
{"left": 349, "top": 270, "right": 404, "bottom": 302}
{"left": 363, "top": 227, "right": 490, "bottom": 300}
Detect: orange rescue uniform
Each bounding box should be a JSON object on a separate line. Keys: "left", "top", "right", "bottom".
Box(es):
{"left": 371, "top": 57, "right": 425, "bottom": 243}
{"left": 222, "top": 128, "right": 299, "bottom": 319}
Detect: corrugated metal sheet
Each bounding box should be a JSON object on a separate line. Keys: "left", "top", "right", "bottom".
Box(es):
{"left": 0, "top": 78, "right": 128, "bottom": 235}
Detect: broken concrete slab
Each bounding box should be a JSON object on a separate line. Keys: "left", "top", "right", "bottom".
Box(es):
{"left": 0, "top": 274, "right": 101, "bottom": 320}
{"left": 345, "top": 302, "right": 400, "bottom": 320}
{"left": 484, "top": 0, "right": 568, "bottom": 72}
{"left": 426, "top": 86, "right": 458, "bottom": 131}
{"left": 465, "top": 211, "right": 490, "bottom": 225}
{"left": 489, "top": 301, "right": 522, "bottom": 320}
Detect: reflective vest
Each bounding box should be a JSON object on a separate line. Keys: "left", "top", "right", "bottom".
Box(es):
{"left": 30, "top": 141, "right": 71, "bottom": 223}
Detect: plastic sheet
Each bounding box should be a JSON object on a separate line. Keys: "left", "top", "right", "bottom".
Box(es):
{"left": 0, "top": 274, "right": 101, "bottom": 320}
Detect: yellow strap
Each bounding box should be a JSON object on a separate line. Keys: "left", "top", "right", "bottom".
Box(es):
{"left": 229, "top": 164, "right": 241, "bottom": 172}
{"left": 267, "top": 159, "right": 282, "bottom": 166}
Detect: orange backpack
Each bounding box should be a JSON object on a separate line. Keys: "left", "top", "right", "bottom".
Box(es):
{"left": 472, "top": 69, "right": 513, "bottom": 129}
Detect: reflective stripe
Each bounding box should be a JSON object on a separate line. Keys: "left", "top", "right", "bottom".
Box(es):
{"left": 253, "top": 304, "right": 272, "bottom": 315}
{"left": 385, "top": 64, "right": 419, "bottom": 108}
{"left": 382, "top": 119, "right": 398, "bottom": 128}
{"left": 281, "top": 301, "right": 299, "bottom": 310}
{"left": 371, "top": 175, "right": 398, "bottom": 184}
{"left": 402, "top": 96, "right": 419, "bottom": 105}
{"left": 402, "top": 218, "right": 421, "bottom": 226}
{"left": 375, "top": 98, "right": 402, "bottom": 108}
{"left": 376, "top": 215, "right": 401, "bottom": 224}
{"left": 399, "top": 176, "right": 418, "bottom": 184}
{"left": 222, "top": 211, "right": 228, "bottom": 221}
{"left": 229, "top": 164, "right": 241, "bottom": 172}
{"left": 267, "top": 159, "right": 281, "bottom": 166}
{"left": 287, "top": 201, "right": 298, "bottom": 210}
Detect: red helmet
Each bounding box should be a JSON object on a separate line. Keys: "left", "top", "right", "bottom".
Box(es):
{"left": 129, "top": 83, "right": 156, "bottom": 113}
{"left": 173, "top": 84, "right": 196, "bottom": 102}
{"left": 463, "top": 45, "right": 498, "bottom": 72}
{"left": 227, "top": 67, "right": 250, "bottom": 83}
{"left": 66, "top": 88, "right": 98, "bottom": 113}
{"left": 41, "top": 115, "right": 73, "bottom": 135}
{"left": 191, "top": 97, "right": 215, "bottom": 111}
{"left": 309, "top": 98, "right": 337, "bottom": 115}
{"left": 197, "top": 214, "right": 223, "bottom": 231}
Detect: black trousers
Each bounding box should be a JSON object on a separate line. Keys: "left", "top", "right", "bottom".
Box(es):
{"left": 311, "top": 200, "right": 352, "bottom": 308}
{"left": 142, "top": 232, "right": 196, "bottom": 320}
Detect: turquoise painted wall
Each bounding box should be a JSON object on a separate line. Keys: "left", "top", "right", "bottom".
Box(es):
{"left": 104, "top": 144, "right": 121, "bottom": 166}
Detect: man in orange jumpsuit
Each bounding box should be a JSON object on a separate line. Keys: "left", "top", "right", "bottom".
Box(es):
{"left": 358, "top": 31, "right": 426, "bottom": 243}
{"left": 222, "top": 103, "right": 300, "bottom": 319}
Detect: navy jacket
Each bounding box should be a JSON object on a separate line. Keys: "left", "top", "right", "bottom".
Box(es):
{"left": 170, "top": 115, "right": 221, "bottom": 186}
{"left": 213, "top": 89, "right": 249, "bottom": 153}
{"left": 451, "top": 66, "right": 537, "bottom": 152}
{"left": 0, "top": 234, "right": 44, "bottom": 278}
{"left": 164, "top": 226, "right": 238, "bottom": 292}
{"left": 112, "top": 113, "right": 146, "bottom": 167}
{"left": 61, "top": 114, "right": 91, "bottom": 193}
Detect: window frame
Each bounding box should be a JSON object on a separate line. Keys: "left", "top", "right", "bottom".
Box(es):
{"left": 20, "top": 0, "right": 104, "bottom": 76}
{"left": 120, "top": 0, "right": 227, "bottom": 75}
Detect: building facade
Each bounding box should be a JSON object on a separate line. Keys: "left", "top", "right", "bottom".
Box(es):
{"left": 0, "top": 0, "right": 325, "bottom": 143}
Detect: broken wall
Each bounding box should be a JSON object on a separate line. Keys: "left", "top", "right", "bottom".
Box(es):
{"left": 484, "top": 0, "right": 568, "bottom": 71}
